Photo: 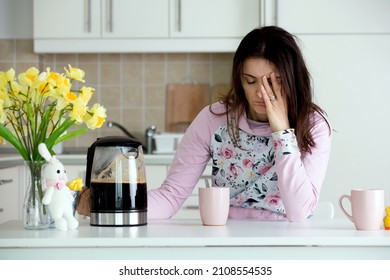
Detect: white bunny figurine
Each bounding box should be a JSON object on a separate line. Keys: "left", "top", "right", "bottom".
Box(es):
{"left": 39, "top": 143, "right": 79, "bottom": 231}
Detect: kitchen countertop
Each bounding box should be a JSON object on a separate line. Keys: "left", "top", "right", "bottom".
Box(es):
{"left": 1, "top": 218, "right": 389, "bottom": 260}
{"left": 0, "top": 150, "right": 175, "bottom": 168}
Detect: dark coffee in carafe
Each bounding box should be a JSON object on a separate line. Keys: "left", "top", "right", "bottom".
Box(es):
{"left": 91, "top": 181, "right": 147, "bottom": 211}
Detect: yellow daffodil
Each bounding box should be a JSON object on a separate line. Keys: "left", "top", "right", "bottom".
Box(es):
{"left": 79, "top": 86, "right": 94, "bottom": 104}
{"left": 67, "top": 177, "right": 83, "bottom": 191}
{"left": 0, "top": 100, "right": 6, "bottom": 123}
{"left": 69, "top": 99, "right": 88, "bottom": 124}
{"left": 84, "top": 103, "right": 107, "bottom": 130}
{"left": 65, "top": 64, "right": 85, "bottom": 83}
{"left": 0, "top": 65, "right": 107, "bottom": 161}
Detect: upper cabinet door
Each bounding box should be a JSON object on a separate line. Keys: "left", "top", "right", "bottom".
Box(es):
{"left": 33, "top": 0, "right": 101, "bottom": 38}
{"left": 275, "top": 0, "right": 390, "bottom": 34}
{"left": 169, "top": 0, "right": 260, "bottom": 38}
{"left": 101, "top": 0, "right": 169, "bottom": 38}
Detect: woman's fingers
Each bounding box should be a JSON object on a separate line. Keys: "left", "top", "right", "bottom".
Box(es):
{"left": 261, "top": 75, "right": 276, "bottom": 101}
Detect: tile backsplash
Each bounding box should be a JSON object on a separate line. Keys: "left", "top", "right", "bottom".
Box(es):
{"left": 0, "top": 39, "right": 233, "bottom": 149}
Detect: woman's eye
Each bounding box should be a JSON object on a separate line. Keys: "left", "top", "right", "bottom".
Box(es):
{"left": 246, "top": 80, "right": 256, "bottom": 85}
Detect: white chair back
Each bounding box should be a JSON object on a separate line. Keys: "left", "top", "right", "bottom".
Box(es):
{"left": 311, "top": 201, "right": 335, "bottom": 220}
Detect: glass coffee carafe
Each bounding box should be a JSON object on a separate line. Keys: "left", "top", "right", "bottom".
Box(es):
{"left": 85, "top": 136, "right": 147, "bottom": 226}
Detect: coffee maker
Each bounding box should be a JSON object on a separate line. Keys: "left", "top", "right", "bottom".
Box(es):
{"left": 85, "top": 136, "right": 147, "bottom": 226}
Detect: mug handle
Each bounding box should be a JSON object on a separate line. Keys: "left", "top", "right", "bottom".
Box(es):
{"left": 339, "top": 195, "right": 354, "bottom": 223}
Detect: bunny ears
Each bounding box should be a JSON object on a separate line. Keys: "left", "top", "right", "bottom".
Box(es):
{"left": 38, "top": 143, "right": 57, "bottom": 164}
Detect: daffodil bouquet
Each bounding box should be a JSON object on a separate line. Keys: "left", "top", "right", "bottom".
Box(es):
{"left": 0, "top": 65, "right": 106, "bottom": 161}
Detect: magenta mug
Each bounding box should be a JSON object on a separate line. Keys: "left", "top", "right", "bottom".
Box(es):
{"left": 339, "top": 189, "right": 384, "bottom": 230}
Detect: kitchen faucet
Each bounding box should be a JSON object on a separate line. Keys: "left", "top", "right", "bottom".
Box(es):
{"left": 106, "top": 121, "right": 148, "bottom": 152}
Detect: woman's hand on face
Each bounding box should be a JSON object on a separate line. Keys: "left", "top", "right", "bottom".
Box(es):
{"left": 261, "top": 73, "right": 290, "bottom": 132}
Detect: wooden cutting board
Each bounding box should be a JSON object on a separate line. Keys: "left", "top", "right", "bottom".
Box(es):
{"left": 166, "top": 83, "right": 211, "bottom": 132}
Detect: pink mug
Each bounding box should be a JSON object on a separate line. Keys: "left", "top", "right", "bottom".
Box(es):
{"left": 339, "top": 189, "right": 385, "bottom": 230}
{"left": 198, "top": 187, "right": 230, "bottom": 226}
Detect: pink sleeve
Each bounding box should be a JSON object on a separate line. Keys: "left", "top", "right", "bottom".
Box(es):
{"left": 147, "top": 106, "right": 213, "bottom": 219}
{"left": 274, "top": 113, "right": 332, "bottom": 221}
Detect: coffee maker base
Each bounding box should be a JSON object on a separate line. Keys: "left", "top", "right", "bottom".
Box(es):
{"left": 90, "top": 211, "right": 147, "bottom": 226}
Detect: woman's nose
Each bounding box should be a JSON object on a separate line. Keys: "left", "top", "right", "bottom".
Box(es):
{"left": 255, "top": 84, "right": 263, "bottom": 98}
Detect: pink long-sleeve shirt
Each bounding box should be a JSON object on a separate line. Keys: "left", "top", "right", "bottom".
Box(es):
{"left": 147, "top": 102, "right": 332, "bottom": 221}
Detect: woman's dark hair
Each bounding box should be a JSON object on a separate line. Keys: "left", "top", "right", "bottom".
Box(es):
{"left": 213, "top": 25, "right": 329, "bottom": 153}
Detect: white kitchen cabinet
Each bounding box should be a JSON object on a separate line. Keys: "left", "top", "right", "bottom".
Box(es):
{"left": 145, "top": 165, "right": 168, "bottom": 190}
{"left": 33, "top": 0, "right": 261, "bottom": 52}
{"left": 34, "top": 0, "right": 168, "bottom": 39}
{"left": 33, "top": 0, "right": 101, "bottom": 38}
{"left": 102, "top": 0, "right": 169, "bottom": 38}
{"left": 274, "top": 0, "right": 390, "bottom": 34}
{"left": 169, "top": 0, "right": 260, "bottom": 38}
{"left": 0, "top": 166, "right": 21, "bottom": 224}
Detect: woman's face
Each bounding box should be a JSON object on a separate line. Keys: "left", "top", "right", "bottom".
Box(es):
{"left": 241, "top": 58, "right": 281, "bottom": 122}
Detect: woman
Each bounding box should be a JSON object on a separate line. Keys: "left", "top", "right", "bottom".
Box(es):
{"left": 148, "top": 26, "right": 332, "bottom": 222}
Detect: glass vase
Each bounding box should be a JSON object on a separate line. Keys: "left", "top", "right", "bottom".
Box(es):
{"left": 22, "top": 161, "right": 51, "bottom": 230}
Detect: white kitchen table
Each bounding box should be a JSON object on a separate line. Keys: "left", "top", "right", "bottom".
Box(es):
{"left": 0, "top": 218, "right": 389, "bottom": 260}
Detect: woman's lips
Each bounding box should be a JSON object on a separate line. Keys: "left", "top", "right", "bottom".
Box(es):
{"left": 254, "top": 101, "right": 265, "bottom": 107}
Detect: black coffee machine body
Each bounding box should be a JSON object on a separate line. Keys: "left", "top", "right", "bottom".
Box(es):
{"left": 85, "top": 136, "right": 147, "bottom": 226}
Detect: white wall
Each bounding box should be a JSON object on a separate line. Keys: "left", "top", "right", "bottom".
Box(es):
{"left": 301, "top": 35, "right": 390, "bottom": 217}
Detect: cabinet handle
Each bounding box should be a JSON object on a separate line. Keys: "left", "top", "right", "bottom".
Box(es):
{"left": 176, "top": 0, "right": 182, "bottom": 32}
{"left": 0, "top": 208, "right": 3, "bottom": 213}
{"left": 0, "top": 179, "right": 13, "bottom": 186}
{"left": 84, "top": 0, "right": 91, "bottom": 33}
{"left": 260, "top": 0, "right": 278, "bottom": 26}
{"left": 274, "top": 0, "right": 278, "bottom": 26}
{"left": 106, "top": 0, "right": 113, "bottom": 33}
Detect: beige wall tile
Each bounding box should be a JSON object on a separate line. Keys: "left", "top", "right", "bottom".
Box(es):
{"left": 122, "top": 63, "right": 144, "bottom": 86}
{"left": 0, "top": 40, "right": 14, "bottom": 61}
{"left": 145, "top": 108, "right": 166, "bottom": 132}
{"left": 76, "top": 129, "right": 100, "bottom": 147}
{"left": 189, "top": 63, "right": 211, "bottom": 84}
{"left": 145, "top": 85, "right": 165, "bottom": 107}
{"left": 100, "top": 85, "right": 122, "bottom": 107}
{"left": 0, "top": 62, "right": 14, "bottom": 71}
{"left": 145, "top": 53, "right": 165, "bottom": 62}
{"left": 79, "top": 54, "right": 99, "bottom": 63}
{"left": 211, "top": 63, "right": 231, "bottom": 84}
{"left": 39, "top": 54, "right": 55, "bottom": 70}
{"left": 100, "top": 53, "right": 121, "bottom": 63}
{"left": 122, "top": 53, "right": 143, "bottom": 63}
{"left": 15, "top": 62, "right": 39, "bottom": 73}
{"left": 100, "top": 63, "right": 121, "bottom": 85}
{"left": 122, "top": 107, "right": 144, "bottom": 132}
{"left": 167, "top": 63, "right": 187, "bottom": 83}
{"left": 15, "top": 40, "right": 38, "bottom": 62}
{"left": 145, "top": 62, "right": 165, "bottom": 85}
{"left": 55, "top": 54, "right": 78, "bottom": 66}
{"left": 123, "top": 86, "right": 143, "bottom": 108}
{"left": 167, "top": 53, "right": 187, "bottom": 62}
{"left": 78, "top": 63, "right": 99, "bottom": 86}
{"left": 189, "top": 53, "right": 211, "bottom": 62}
{"left": 104, "top": 106, "right": 121, "bottom": 126}
{"left": 212, "top": 53, "right": 234, "bottom": 62}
